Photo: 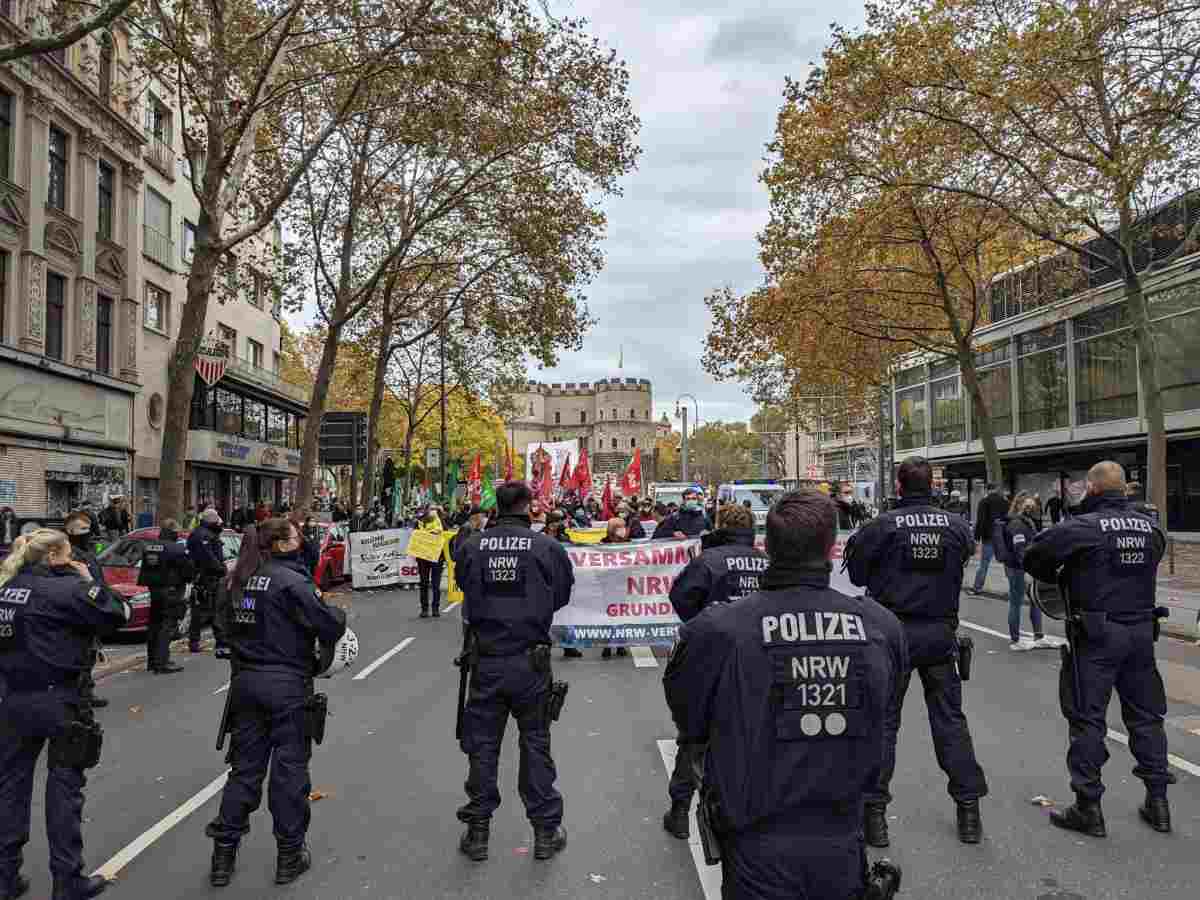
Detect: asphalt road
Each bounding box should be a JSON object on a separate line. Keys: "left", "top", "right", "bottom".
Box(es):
{"left": 15, "top": 586, "right": 1200, "bottom": 900}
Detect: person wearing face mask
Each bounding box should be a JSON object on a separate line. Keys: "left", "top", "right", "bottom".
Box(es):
{"left": 0, "top": 529, "right": 132, "bottom": 900}
{"left": 417, "top": 506, "right": 445, "bottom": 618}
{"left": 65, "top": 513, "right": 112, "bottom": 710}
{"left": 599, "top": 518, "right": 631, "bottom": 659}
{"left": 188, "top": 509, "right": 229, "bottom": 657}
{"left": 205, "top": 518, "right": 347, "bottom": 887}
{"left": 652, "top": 489, "right": 708, "bottom": 540}
{"left": 138, "top": 519, "right": 194, "bottom": 674}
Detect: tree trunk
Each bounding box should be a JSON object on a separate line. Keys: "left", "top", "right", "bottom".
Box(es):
{"left": 297, "top": 317, "right": 346, "bottom": 506}
{"left": 1126, "top": 274, "right": 1168, "bottom": 527}
{"left": 157, "top": 241, "right": 222, "bottom": 521}
{"left": 361, "top": 299, "right": 396, "bottom": 510}
{"left": 402, "top": 426, "right": 415, "bottom": 510}
{"left": 958, "top": 351, "right": 1004, "bottom": 486}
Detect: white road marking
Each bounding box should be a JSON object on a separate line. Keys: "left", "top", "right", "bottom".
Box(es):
{"left": 631, "top": 646, "right": 659, "bottom": 668}
{"left": 212, "top": 681, "right": 229, "bottom": 695}
{"left": 353, "top": 637, "right": 415, "bottom": 681}
{"left": 444, "top": 600, "right": 462, "bottom": 615}
{"left": 656, "top": 739, "right": 721, "bottom": 900}
{"left": 92, "top": 769, "right": 229, "bottom": 881}
{"left": 960, "top": 617, "right": 1200, "bottom": 780}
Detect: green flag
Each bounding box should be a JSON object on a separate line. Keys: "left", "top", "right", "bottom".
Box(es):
{"left": 481, "top": 470, "right": 496, "bottom": 510}
{"left": 444, "top": 459, "right": 461, "bottom": 513}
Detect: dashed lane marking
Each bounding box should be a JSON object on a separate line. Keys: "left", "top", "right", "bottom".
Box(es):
{"left": 353, "top": 637, "right": 416, "bottom": 681}
{"left": 212, "top": 681, "right": 229, "bottom": 695}
{"left": 960, "top": 618, "right": 1200, "bottom": 780}
{"left": 92, "top": 769, "right": 230, "bottom": 881}
{"left": 656, "top": 739, "right": 721, "bottom": 900}
{"left": 631, "top": 645, "right": 659, "bottom": 668}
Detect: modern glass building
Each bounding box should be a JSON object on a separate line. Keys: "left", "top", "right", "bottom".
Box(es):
{"left": 890, "top": 196, "right": 1200, "bottom": 529}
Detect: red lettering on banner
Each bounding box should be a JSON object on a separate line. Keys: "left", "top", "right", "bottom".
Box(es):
{"left": 605, "top": 601, "right": 675, "bottom": 618}
{"left": 401, "top": 566, "right": 418, "bottom": 576}
{"left": 569, "top": 551, "right": 589, "bottom": 567}
{"left": 607, "top": 603, "right": 619, "bottom": 616}
{"left": 628, "top": 576, "right": 643, "bottom": 594}
{"left": 634, "top": 549, "right": 651, "bottom": 566}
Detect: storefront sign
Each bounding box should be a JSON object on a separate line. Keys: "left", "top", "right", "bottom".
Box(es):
{"left": 188, "top": 430, "right": 302, "bottom": 475}
{"left": 215, "top": 441, "right": 251, "bottom": 461}
{"left": 0, "top": 361, "right": 131, "bottom": 446}
{"left": 0, "top": 480, "right": 15, "bottom": 503}
{"left": 261, "top": 447, "right": 282, "bottom": 468}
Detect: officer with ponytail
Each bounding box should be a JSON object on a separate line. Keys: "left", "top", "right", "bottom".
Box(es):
{"left": 0, "top": 528, "right": 132, "bottom": 900}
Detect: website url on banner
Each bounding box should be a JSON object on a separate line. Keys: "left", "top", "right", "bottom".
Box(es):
{"left": 572, "top": 625, "right": 679, "bottom": 640}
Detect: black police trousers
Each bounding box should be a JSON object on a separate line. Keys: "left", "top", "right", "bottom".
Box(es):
{"left": 190, "top": 576, "right": 226, "bottom": 647}
{"left": 147, "top": 586, "right": 185, "bottom": 669}
{"left": 868, "top": 618, "right": 988, "bottom": 806}
{"left": 207, "top": 671, "right": 312, "bottom": 851}
{"left": 721, "top": 810, "right": 865, "bottom": 900}
{"left": 0, "top": 684, "right": 91, "bottom": 891}
{"left": 1059, "top": 617, "right": 1172, "bottom": 802}
{"left": 457, "top": 653, "right": 563, "bottom": 828}
{"left": 668, "top": 739, "right": 698, "bottom": 803}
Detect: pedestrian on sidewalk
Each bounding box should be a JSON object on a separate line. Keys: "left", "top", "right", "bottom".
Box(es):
{"left": 971, "top": 483, "right": 1009, "bottom": 594}
{"left": 1004, "top": 495, "right": 1052, "bottom": 651}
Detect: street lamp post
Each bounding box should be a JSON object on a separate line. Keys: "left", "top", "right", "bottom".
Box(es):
{"left": 675, "top": 394, "right": 699, "bottom": 483}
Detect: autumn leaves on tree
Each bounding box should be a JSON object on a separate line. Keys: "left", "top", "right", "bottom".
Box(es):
{"left": 705, "top": 0, "right": 1200, "bottom": 522}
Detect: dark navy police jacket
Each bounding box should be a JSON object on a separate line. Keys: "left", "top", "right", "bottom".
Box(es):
{"left": 845, "top": 495, "right": 973, "bottom": 621}
{"left": 652, "top": 506, "right": 708, "bottom": 540}
{"left": 455, "top": 514, "right": 574, "bottom": 656}
{"left": 1022, "top": 493, "right": 1164, "bottom": 615}
{"left": 138, "top": 531, "right": 195, "bottom": 589}
{"left": 187, "top": 523, "right": 226, "bottom": 578}
{"left": 669, "top": 529, "right": 768, "bottom": 623}
{"left": 0, "top": 564, "right": 131, "bottom": 690}
{"left": 226, "top": 554, "right": 346, "bottom": 676}
{"left": 664, "top": 565, "right": 907, "bottom": 832}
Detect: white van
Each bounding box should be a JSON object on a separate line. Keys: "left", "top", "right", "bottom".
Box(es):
{"left": 716, "top": 481, "right": 787, "bottom": 529}
{"left": 651, "top": 482, "right": 704, "bottom": 510}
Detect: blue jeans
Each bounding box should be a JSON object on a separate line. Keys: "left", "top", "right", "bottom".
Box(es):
{"left": 972, "top": 540, "right": 994, "bottom": 592}
{"left": 1005, "top": 566, "right": 1043, "bottom": 643}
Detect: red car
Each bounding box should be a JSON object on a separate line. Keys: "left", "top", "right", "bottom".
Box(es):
{"left": 97, "top": 527, "right": 243, "bottom": 637}
{"left": 309, "top": 521, "right": 349, "bottom": 591}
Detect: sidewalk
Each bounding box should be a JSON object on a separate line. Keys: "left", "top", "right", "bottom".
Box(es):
{"left": 966, "top": 556, "right": 1200, "bottom": 640}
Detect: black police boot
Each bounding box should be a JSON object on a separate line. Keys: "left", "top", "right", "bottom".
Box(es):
{"left": 209, "top": 842, "right": 238, "bottom": 887}
{"left": 459, "top": 822, "right": 490, "bottom": 861}
{"left": 419, "top": 604, "right": 430, "bottom": 619}
{"left": 662, "top": 799, "right": 690, "bottom": 839}
{"left": 1139, "top": 794, "right": 1171, "bottom": 833}
{"left": 956, "top": 799, "right": 982, "bottom": 844}
{"left": 563, "top": 648, "right": 583, "bottom": 658}
{"left": 432, "top": 602, "right": 441, "bottom": 618}
{"left": 274, "top": 846, "right": 312, "bottom": 885}
{"left": 51, "top": 875, "right": 108, "bottom": 899}
{"left": 533, "top": 825, "right": 567, "bottom": 860}
{"left": 1049, "top": 798, "right": 1106, "bottom": 838}
{"left": 1, "top": 873, "right": 28, "bottom": 900}
{"left": 87, "top": 696, "right": 109, "bottom": 709}
{"left": 864, "top": 803, "right": 890, "bottom": 848}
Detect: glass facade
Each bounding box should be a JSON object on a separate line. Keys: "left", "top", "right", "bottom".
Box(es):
{"left": 1018, "top": 323, "right": 1068, "bottom": 432}
{"left": 1075, "top": 302, "right": 1137, "bottom": 424}
{"left": 1151, "top": 283, "right": 1200, "bottom": 415}
{"left": 191, "top": 376, "right": 305, "bottom": 449}
{"left": 895, "top": 386, "right": 926, "bottom": 450}
{"left": 930, "top": 377, "right": 964, "bottom": 444}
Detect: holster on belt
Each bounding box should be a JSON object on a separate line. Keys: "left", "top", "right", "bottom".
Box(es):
{"left": 304, "top": 693, "right": 329, "bottom": 745}
{"left": 50, "top": 718, "right": 103, "bottom": 770}
{"left": 530, "top": 643, "right": 552, "bottom": 674}
{"left": 1153, "top": 606, "right": 1170, "bottom": 642}
{"left": 696, "top": 784, "right": 723, "bottom": 866}
{"left": 543, "top": 680, "right": 568, "bottom": 724}
{"left": 955, "top": 634, "right": 974, "bottom": 682}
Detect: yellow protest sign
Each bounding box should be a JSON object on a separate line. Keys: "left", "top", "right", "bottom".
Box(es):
{"left": 406, "top": 529, "right": 444, "bottom": 563}
{"left": 444, "top": 530, "right": 464, "bottom": 605}
{"left": 566, "top": 527, "right": 608, "bottom": 545}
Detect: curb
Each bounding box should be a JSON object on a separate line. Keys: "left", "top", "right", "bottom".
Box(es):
{"left": 970, "top": 588, "right": 1198, "bottom": 642}
{"left": 95, "top": 637, "right": 215, "bottom": 682}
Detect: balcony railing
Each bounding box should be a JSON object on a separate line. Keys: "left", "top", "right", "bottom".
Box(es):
{"left": 146, "top": 133, "right": 176, "bottom": 178}
{"left": 143, "top": 224, "right": 174, "bottom": 269}
{"left": 226, "top": 355, "right": 309, "bottom": 405}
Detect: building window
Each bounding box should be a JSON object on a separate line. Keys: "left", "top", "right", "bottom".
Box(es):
{"left": 612, "top": 407, "right": 617, "bottom": 420}
{"left": 580, "top": 410, "right": 586, "bottom": 423}
{"left": 269, "top": 406, "right": 288, "bottom": 447}
{"left": 930, "top": 377, "right": 964, "bottom": 444}
{"left": 971, "top": 340, "right": 1012, "bottom": 439}
{"left": 182, "top": 219, "right": 196, "bottom": 263}
{"left": 247, "top": 338, "right": 263, "bottom": 369}
{"left": 0, "top": 91, "right": 12, "bottom": 181}
{"left": 144, "top": 282, "right": 169, "bottom": 332}
{"left": 96, "top": 295, "right": 113, "bottom": 374}
{"left": 249, "top": 269, "right": 268, "bottom": 308}
{"left": 528, "top": 402, "right": 534, "bottom": 416}
{"left": 630, "top": 408, "right": 635, "bottom": 419}
{"left": 1017, "top": 322, "right": 1068, "bottom": 433}
{"left": 144, "top": 188, "right": 173, "bottom": 268}
{"left": 97, "top": 161, "right": 114, "bottom": 241}
{"left": 630, "top": 437, "right": 636, "bottom": 448}
{"left": 216, "top": 388, "right": 242, "bottom": 435}
{"left": 599, "top": 409, "right": 603, "bottom": 420}
{"left": 218, "top": 324, "right": 237, "bottom": 357}
{"left": 145, "top": 95, "right": 174, "bottom": 174}
{"left": 46, "top": 272, "right": 65, "bottom": 360}
{"left": 243, "top": 398, "right": 266, "bottom": 442}
{"left": 554, "top": 411, "right": 561, "bottom": 424}
{"left": 611, "top": 437, "right": 618, "bottom": 449}
{"left": 895, "top": 385, "right": 926, "bottom": 451}
{"left": 273, "top": 351, "right": 281, "bottom": 374}
{"left": 98, "top": 34, "right": 114, "bottom": 102}
{"left": 1074, "top": 302, "right": 1137, "bottom": 425}
{"left": 48, "top": 126, "right": 68, "bottom": 210}
{"left": 0, "top": 249, "right": 7, "bottom": 343}
{"left": 1151, "top": 284, "right": 1200, "bottom": 414}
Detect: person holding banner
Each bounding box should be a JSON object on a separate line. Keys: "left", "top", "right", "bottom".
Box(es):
{"left": 664, "top": 490, "right": 906, "bottom": 900}
{"left": 416, "top": 506, "right": 445, "bottom": 619}
{"left": 453, "top": 482, "right": 572, "bottom": 863}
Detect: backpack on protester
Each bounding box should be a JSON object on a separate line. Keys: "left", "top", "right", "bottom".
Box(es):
{"left": 991, "top": 517, "right": 1016, "bottom": 565}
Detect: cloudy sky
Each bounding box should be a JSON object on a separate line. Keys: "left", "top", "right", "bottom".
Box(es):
{"left": 532, "top": 0, "right": 867, "bottom": 427}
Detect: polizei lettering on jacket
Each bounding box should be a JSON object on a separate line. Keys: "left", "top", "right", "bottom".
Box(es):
{"left": 761, "top": 611, "right": 868, "bottom": 643}
{"left": 1098, "top": 517, "right": 1153, "bottom": 534}
{"left": 895, "top": 512, "right": 951, "bottom": 528}
{"left": 480, "top": 536, "right": 532, "bottom": 552}
{"left": 726, "top": 556, "right": 770, "bottom": 573}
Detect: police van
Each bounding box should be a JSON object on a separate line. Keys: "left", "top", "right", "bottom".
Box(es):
{"left": 716, "top": 481, "right": 786, "bottom": 529}
{"left": 651, "top": 482, "right": 705, "bottom": 510}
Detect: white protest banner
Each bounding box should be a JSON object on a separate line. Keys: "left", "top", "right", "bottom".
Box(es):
{"left": 524, "top": 439, "right": 579, "bottom": 483}
{"left": 348, "top": 528, "right": 421, "bottom": 589}
{"left": 551, "top": 534, "right": 857, "bottom": 648}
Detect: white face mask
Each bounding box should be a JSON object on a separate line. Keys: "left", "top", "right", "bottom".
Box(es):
{"left": 530, "top": 523, "right": 545, "bottom": 533}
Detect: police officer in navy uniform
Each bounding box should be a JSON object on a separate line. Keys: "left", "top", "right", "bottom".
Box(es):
{"left": 64, "top": 513, "right": 111, "bottom": 711}
{"left": 0, "top": 528, "right": 132, "bottom": 900}
{"left": 453, "top": 481, "right": 573, "bottom": 862}
{"left": 206, "top": 517, "right": 347, "bottom": 887}
{"left": 1022, "top": 461, "right": 1173, "bottom": 836}
{"left": 663, "top": 502, "right": 768, "bottom": 840}
{"left": 188, "top": 508, "right": 228, "bottom": 655}
{"left": 665, "top": 490, "right": 906, "bottom": 899}
{"left": 138, "top": 518, "right": 194, "bottom": 674}
{"left": 846, "top": 456, "right": 988, "bottom": 846}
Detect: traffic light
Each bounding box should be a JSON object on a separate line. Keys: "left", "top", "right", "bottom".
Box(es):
{"left": 356, "top": 415, "right": 369, "bottom": 463}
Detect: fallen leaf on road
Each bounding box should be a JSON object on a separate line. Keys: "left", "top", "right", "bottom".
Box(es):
{"left": 155, "top": 776, "right": 164, "bottom": 783}
{"left": 1030, "top": 795, "right": 1055, "bottom": 807}
{"left": 589, "top": 874, "right": 608, "bottom": 883}
{"left": 309, "top": 790, "right": 332, "bottom": 802}
{"left": 129, "top": 706, "right": 143, "bottom": 715}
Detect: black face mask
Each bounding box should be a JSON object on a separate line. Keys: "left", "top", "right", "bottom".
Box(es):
{"left": 68, "top": 532, "right": 90, "bottom": 549}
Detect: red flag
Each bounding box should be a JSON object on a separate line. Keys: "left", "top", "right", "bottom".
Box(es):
{"left": 467, "top": 453, "right": 482, "bottom": 505}
{"left": 558, "top": 453, "right": 574, "bottom": 493}
{"left": 504, "top": 445, "right": 514, "bottom": 482}
{"left": 573, "top": 449, "right": 593, "bottom": 497}
{"left": 600, "top": 476, "right": 615, "bottom": 520}
{"left": 620, "top": 448, "right": 642, "bottom": 498}
{"left": 539, "top": 453, "right": 553, "bottom": 504}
